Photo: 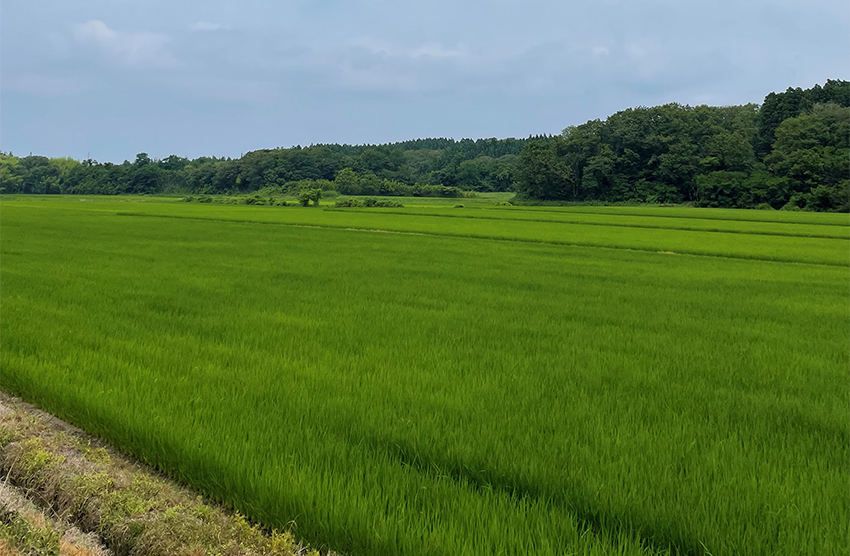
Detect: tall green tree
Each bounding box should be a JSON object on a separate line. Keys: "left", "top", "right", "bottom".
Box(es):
{"left": 514, "top": 139, "right": 572, "bottom": 200}
{"left": 765, "top": 103, "right": 850, "bottom": 211}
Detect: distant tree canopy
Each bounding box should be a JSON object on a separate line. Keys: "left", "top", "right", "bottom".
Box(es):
{"left": 2, "top": 80, "right": 847, "bottom": 211}
{"left": 513, "top": 80, "right": 849, "bottom": 211}
{"left": 0, "top": 136, "right": 535, "bottom": 198}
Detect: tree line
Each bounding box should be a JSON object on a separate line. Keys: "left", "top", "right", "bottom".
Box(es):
{"left": 1, "top": 80, "right": 847, "bottom": 211}
{"left": 0, "top": 136, "right": 536, "bottom": 198}
{"left": 514, "top": 79, "right": 849, "bottom": 211}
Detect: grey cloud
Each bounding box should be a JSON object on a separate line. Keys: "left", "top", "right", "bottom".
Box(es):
{"left": 2, "top": 74, "right": 90, "bottom": 98}
{"left": 73, "top": 20, "right": 177, "bottom": 69}
{"left": 1, "top": 0, "right": 847, "bottom": 161}
{"left": 190, "top": 21, "right": 232, "bottom": 32}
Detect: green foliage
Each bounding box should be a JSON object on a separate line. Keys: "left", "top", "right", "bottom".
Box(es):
{"left": 511, "top": 81, "right": 849, "bottom": 211}
{"left": 298, "top": 188, "right": 322, "bottom": 207}
{"left": 695, "top": 171, "right": 752, "bottom": 207}
{"left": 334, "top": 168, "right": 360, "bottom": 195}
{"left": 0, "top": 511, "right": 61, "bottom": 556}
{"left": 756, "top": 79, "right": 850, "bottom": 156}
{"left": 764, "top": 103, "right": 850, "bottom": 212}
{"left": 0, "top": 153, "right": 24, "bottom": 193}
{"left": 514, "top": 139, "right": 571, "bottom": 200}
{"left": 17, "top": 438, "right": 65, "bottom": 487}
{"left": 184, "top": 194, "right": 291, "bottom": 207}
{"left": 335, "top": 198, "right": 404, "bottom": 208}
{"left": 0, "top": 137, "right": 529, "bottom": 197}
{"left": 1, "top": 197, "right": 847, "bottom": 556}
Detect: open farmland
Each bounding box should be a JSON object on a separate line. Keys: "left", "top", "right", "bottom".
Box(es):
{"left": 1, "top": 196, "right": 848, "bottom": 555}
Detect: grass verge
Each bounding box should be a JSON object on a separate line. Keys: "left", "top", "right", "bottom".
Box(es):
{"left": 0, "top": 393, "right": 323, "bottom": 556}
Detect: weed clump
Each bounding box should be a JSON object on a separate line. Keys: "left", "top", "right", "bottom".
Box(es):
{"left": 0, "top": 510, "right": 62, "bottom": 556}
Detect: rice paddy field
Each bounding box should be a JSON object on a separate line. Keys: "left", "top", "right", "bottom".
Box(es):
{"left": 1, "top": 195, "right": 848, "bottom": 556}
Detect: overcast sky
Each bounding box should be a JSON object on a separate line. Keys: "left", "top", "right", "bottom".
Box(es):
{"left": 2, "top": 0, "right": 848, "bottom": 162}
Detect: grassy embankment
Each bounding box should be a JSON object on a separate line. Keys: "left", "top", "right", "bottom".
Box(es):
{"left": 0, "top": 393, "right": 319, "bottom": 556}
{"left": 1, "top": 196, "right": 848, "bottom": 555}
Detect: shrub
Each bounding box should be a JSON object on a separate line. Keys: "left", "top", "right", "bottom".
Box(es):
{"left": 335, "top": 198, "right": 363, "bottom": 207}
{"left": 242, "top": 195, "right": 266, "bottom": 206}
{"left": 256, "top": 185, "right": 286, "bottom": 197}
{"left": 299, "top": 188, "right": 322, "bottom": 207}
{"left": 364, "top": 198, "right": 403, "bottom": 208}
{"left": 334, "top": 198, "right": 403, "bottom": 208}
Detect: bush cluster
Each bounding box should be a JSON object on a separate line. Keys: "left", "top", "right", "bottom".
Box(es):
{"left": 183, "top": 195, "right": 290, "bottom": 206}
{"left": 335, "top": 198, "right": 404, "bottom": 208}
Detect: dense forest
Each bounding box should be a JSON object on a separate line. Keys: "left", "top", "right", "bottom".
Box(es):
{"left": 2, "top": 80, "right": 848, "bottom": 210}
{"left": 515, "top": 80, "right": 849, "bottom": 211}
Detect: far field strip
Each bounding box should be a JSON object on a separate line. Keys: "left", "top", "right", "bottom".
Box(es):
{"left": 114, "top": 210, "right": 850, "bottom": 268}
{"left": 9, "top": 195, "right": 850, "bottom": 226}
{"left": 326, "top": 207, "right": 850, "bottom": 239}
{"left": 7, "top": 197, "right": 847, "bottom": 266}
{"left": 96, "top": 202, "right": 850, "bottom": 267}
{"left": 513, "top": 205, "right": 850, "bottom": 226}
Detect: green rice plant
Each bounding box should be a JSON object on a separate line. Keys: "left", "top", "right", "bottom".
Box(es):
{"left": 1, "top": 198, "right": 847, "bottom": 556}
